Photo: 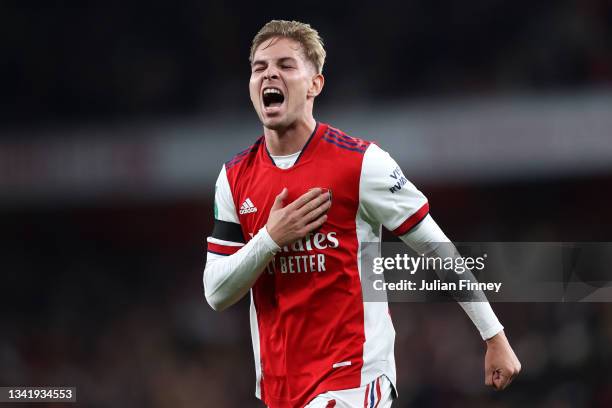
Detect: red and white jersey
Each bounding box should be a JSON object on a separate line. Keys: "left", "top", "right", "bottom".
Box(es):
{"left": 207, "top": 123, "right": 429, "bottom": 408}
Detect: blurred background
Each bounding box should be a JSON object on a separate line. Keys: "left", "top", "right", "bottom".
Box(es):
{"left": 1, "top": 1, "right": 612, "bottom": 407}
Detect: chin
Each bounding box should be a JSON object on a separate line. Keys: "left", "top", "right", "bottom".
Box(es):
{"left": 262, "top": 116, "right": 290, "bottom": 131}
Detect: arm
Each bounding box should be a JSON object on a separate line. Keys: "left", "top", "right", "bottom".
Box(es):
{"left": 203, "top": 165, "right": 331, "bottom": 311}
{"left": 400, "top": 215, "right": 521, "bottom": 390}
{"left": 360, "top": 144, "right": 520, "bottom": 390}
{"left": 399, "top": 215, "right": 504, "bottom": 341}
{"left": 204, "top": 227, "right": 279, "bottom": 311}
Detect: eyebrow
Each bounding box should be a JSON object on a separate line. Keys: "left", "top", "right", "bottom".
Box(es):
{"left": 251, "top": 57, "right": 299, "bottom": 66}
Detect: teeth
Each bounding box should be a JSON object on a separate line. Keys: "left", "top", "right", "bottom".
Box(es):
{"left": 263, "top": 88, "right": 282, "bottom": 95}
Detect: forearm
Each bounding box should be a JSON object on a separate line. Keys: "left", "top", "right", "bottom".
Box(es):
{"left": 204, "top": 226, "right": 280, "bottom": 311}
{"left": 399, "top": 215, "right": 503, "bottom": 340}
{"left": 457, "top": 301, "right": 504, "bottom": 340}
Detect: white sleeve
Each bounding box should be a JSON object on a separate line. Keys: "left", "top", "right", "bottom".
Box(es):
{"left": 203, "top": 165, "right": 281, "bottom": 311}
{"left": 204, "top": 227, "right": 280, "bottom": 311}
{"left": 400, "top": 215, "right": 504, "bottom": 340}
{"left": 360, "top": 144, "right": 429, "bottom": 236}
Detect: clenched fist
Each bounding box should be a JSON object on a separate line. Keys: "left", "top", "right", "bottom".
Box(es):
{"left": 484, "top": 331, "right": 521, "bottom": 390}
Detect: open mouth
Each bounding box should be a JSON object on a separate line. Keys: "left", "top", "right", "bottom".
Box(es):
{"left": 262, "top": 87, "right": 285, "bottom": 108}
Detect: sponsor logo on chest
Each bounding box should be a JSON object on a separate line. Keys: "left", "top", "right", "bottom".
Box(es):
{"left": 249, "top": 231, "right": 341, "bottom": 275}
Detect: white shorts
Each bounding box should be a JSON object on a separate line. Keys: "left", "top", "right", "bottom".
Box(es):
{"left": 304, "top": 375, "right": 394, "bottom": 408}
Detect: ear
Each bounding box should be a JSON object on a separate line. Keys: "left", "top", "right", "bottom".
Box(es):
{"left": 307, "top": 73, "right": 325, "bottom": 98}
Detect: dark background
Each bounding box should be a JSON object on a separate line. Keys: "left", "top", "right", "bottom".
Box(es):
{"left": 1, "top": 1, "right": 612, "bottom": 407}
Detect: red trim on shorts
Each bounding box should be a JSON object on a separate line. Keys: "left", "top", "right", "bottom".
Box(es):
{"left": 363, "top": 383, "right": 370, "bottom": 408}
{"left": 374, "top": 377, "right": 382, "bottom": 408}
{"left": 325, "top": 400, "right": 337, "bottom": 408}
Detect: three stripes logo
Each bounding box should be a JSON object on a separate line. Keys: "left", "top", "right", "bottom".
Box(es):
{"left": 239, "top": 198, "right": 258, "bottom": 215}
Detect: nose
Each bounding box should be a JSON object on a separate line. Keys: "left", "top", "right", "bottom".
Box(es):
{"left": 263, "top": 66, "right": 279, "bottom": 80}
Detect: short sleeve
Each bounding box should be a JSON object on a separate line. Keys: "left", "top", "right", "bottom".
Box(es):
{"left": 360, "top": 144, "right": 429, "bottom": 236}
{"left": 214, "top": 165, "right": 239, "bottom": 224}
{"left": 207, "top": 165, "right": 245, "bottom": 255}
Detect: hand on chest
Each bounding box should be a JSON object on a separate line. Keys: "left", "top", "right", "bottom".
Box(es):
{"left": 236, "top": 165, "right": 359, "bottom": 240}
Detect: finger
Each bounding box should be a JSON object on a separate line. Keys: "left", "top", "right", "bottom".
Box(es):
{"left": 324, "top": 188, "right": 332, "bottom": 203}
{"left": 311, "top": 187, "right": 332, "bottom": 202}
{"left": 506, "top": 369, "right": 519, "bottom": 387}
{"left": 493, "top": 371, "right": 510, "bottom": 390}
{"left": 286, "top": 188, "right": 322, "bottom": 211}
{"left": 303, "top": 199, "right": 332, "bottom": 224}
{"left": 297, "top": 191, "right": 331, "bottom": 218}
{"left": 485, "top": 369, "right": 493, "bottom": 387}
{"left": 271, "top": 188, "right": 288, "bottom": 211}
{"left": 303, "top": 214, "right": 328, "bottom": 233}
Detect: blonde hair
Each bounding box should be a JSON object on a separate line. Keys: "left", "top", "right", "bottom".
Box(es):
{"left": 250, "top": 20, "right": 326, "bottom": 74}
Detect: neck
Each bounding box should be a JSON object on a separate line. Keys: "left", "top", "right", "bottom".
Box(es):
{"left": 264, "top": 117, "right": 317, "bottom": 156}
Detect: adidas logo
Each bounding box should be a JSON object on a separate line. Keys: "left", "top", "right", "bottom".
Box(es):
{"left": 239, "top": 198, "right": 258, "bottom": 215}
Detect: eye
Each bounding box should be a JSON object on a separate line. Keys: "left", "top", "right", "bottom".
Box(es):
{"left": 281, "top": 65, "right": 294, "bottom": 70}
{"left": 252, "top": 66, "right": 265, "bottom": 73}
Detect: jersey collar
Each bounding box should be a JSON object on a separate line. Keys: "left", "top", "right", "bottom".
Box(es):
{"left": 263, "top": 122, "right": 328, "bottom": 168}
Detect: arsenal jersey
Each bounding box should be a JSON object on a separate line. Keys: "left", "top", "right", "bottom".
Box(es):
{"left": 206, "top": 123, "right": 429, "bottom": 407}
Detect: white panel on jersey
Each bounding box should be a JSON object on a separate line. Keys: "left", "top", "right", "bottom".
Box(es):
{"left": 249, "top": 290, "right": 263, "bottom": 398}
{"left": 214, "top": 165, "right": 239, "bottom": 224}
{"left": 356, "top": 150, "right": 398, "bottom": 393}
{"left": 360, "top": 144, "right": 428, "bottom": 232}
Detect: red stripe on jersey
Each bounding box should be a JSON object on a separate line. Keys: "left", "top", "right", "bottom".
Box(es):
{"left": 374, "top": 377, "right": 382, "bottom": 408}
{"left": 363, "top": 383, "right": 370, "bottom": 408}
{"left": 326, "top": 400, "right": 337, "bottom": 408}
{"left": 392, "top": 202, "right": 430, "bottom": 236}
{"left": 207, "top": 242, "right": 241, "bottom": 255}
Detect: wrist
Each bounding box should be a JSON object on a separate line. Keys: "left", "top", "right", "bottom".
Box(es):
{"left": 479, "top": 321, "right": 504, "bottom": 342}
{"left": 261, "top": 226, "right": 281, "bottom": 253}
{"left": 485, "top": 330, "right": 506, "bottom": 346}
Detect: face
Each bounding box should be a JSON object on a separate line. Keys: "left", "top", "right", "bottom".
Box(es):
{"left": 250, "top": 37, "right": 323, "bottom": 130}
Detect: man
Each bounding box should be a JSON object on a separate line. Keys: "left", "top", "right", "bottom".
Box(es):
{"left": 204, "top": 20, "right": 520, "bottom": 408}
